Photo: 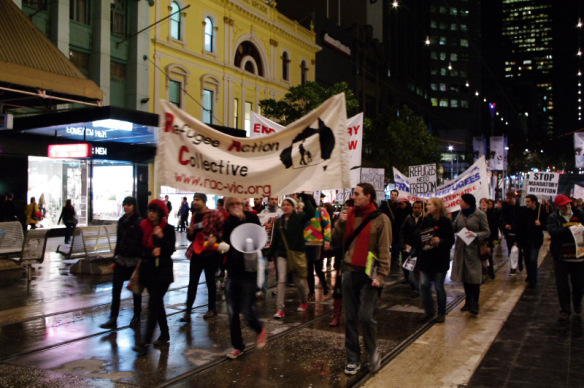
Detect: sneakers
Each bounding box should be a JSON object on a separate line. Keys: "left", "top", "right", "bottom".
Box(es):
{"left": 307, "top": 293, "right": 314, "bottom": 302}
{"left": 256, "top": 326, "right": 267, "bottom": 349}
{"left": 509, "top": 268, "right": 517, "bottom": 276}
{"left": 370, "top": 352, "right": 381, "bottom": 373}
{"left": 255, "top": 291, "right": 265, "bottom": 300}
{"left": 203, "top": 309, "right": 217, "bottom": 319}
{"left": 226, "top": 348, "right": 244, "bottom": 359}
{"left": 273, "top": 310, "right": 285, "bottom": 319}
{"left": 297, "top": 302, "right": 309, "bottom": 312}
{"left": 344, "top": 363, "right": 361, "bottom": 375}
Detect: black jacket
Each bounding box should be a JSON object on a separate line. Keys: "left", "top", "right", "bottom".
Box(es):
{"left": 517, "top": 206, "right": 546, "bottom": 248}
{"left": 417, "top": 215, "right": 455, "bottom": 273}
{"left": 223, "top": 212, "right": 261, "bottom": 279}
{"left": 547, "top": 208, "right": 584, "bottom": 262}
{"left": 140, "top": 223, "right": 176, "bottom": 286}
{"left": 115, "top": 212, "right": 143, "bottom": 258}
{"left": 399, "top": 214, "right": 424, "bottom": 254}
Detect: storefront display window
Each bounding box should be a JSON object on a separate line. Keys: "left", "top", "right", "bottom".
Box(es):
{"left": 92, "top": 161, "right": 133, "bottom": 221}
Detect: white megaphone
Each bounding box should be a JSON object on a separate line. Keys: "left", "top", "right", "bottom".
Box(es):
{"left": 230, "top": 223, "right": 268, "bottom": 288}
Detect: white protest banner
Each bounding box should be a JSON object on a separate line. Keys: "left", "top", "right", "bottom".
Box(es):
{"left": 526, "top": 172, "right": 560, "bottom": 196}
{"left": 393, "top": 156, "right": 489, "bottom": 212}
{"left": 250, "top": 111, "right": 364, "bottom": 186}
{"left": 575, "top": 133, "right": 584, "bottom": 168}
{"left": 574, "top": 184, "right": 584, "bottom": 200}
{"left": 408, "top": 163, "right": 437, "bottom": 196}
{"left": 490, "top": 136, "right": 506, "bottom": 170}
{"left": 360, "top": 167, "right": 385, "bottom": 202}
{"left": 347, "top": 113, "right": 364, "bottom": 186}
{"left": 157, "top": 94, "right": 351, "bottom": 197}
{"left": 250, "top": 111, "right": 283, "bottom": 138}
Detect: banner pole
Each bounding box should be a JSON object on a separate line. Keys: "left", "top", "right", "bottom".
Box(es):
{"left": 537, "top": 202, "right": 541, "bottom": 221}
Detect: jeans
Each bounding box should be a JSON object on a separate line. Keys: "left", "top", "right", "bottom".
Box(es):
{"left": 419, "top": 271, "right": 447, "bottom": 315}
{"left": 523, "top": 243, "right": 541, "bottom": 285}
{"left": 276, "top": 256, "right": 307, "bottom": 310}
{"left": 306, "top": 245, "right": 327, "bottom": 294}
{"left": 226, "top": 276, "right": 263, "bottom": 351}
{"left": 64, "top": 224, "right": 74, "bottom": 244}
{"left": 143, "top": 281, "right": 170, "bottom": 344}
{"left": 342, "top": 271, "right": 379, "bottom": 364}
{"left": 553, "top": 259, "right": 584, "bottom": 314}
{"left": 185, "top": 252, "right": 221, "bottom": 312}
{"left": 110, "top": 264, "right": 142, "bottom": 319}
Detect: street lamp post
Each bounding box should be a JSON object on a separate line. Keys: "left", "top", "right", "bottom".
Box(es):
{"left": 448, "top": 145, "right": 454, "bottom": 179}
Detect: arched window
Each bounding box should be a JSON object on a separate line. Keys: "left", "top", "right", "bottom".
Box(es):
{"left": 204, "top": 17, "right": 214, "bottom": 52}
{"left": 300, "top": 60, "right": 308, "bottom": 84}
{"left": 282, "top": 52, "right": 290, "bottom": 81}
{"left": 170, "top": 2, "right": 182, "bottom": 40}
{"left": 234, "top": 41, "right": 264, "bottom": 77}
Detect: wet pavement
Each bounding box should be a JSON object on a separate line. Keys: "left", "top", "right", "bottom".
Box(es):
{"left": 0, "top": 231, "right": 509, "bottom": 387}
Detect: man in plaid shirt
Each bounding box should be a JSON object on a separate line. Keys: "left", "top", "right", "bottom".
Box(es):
{"left": 180, "top": 193, "right": 225, "bottom": 322}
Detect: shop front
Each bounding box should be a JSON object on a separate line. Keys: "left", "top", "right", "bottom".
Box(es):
{"left": 1, "top": 106, "right": 157, "bottom": 228}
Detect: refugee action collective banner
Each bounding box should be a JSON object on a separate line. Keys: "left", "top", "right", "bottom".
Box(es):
{"left": 392, "top": 156, "right": 489, "bottom": 212}
{"left": 157, "top": 94, "right": 351, "bottom": 197}
{"left": 574, "top": 133, "right": 584, "bottom": 168}
{"left": 250, "top": 111, "right": 363, "bottom": 185}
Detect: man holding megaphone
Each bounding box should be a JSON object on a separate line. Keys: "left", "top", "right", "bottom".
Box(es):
{"left": 221, "top": 197, "right": 268, "bottom": 359}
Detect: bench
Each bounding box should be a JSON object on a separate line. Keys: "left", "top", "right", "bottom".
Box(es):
{"left": 0, "top": 227, "right": 49, "bottom": 284}
{"left": 56, "top": 225, "right": 117, "bottom": 275}
{"left": 0, "top": 221, "right": 24, "bottom": 257}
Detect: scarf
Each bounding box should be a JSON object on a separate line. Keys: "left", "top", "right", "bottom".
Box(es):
{"left": 140, "top": 217, "right": 168, "bottom": 250}
{"left": 344, "top": 202, "right": 377, "bottom": 267}
{"left": 461, "top": 205, "right": 476, "bottom": 217}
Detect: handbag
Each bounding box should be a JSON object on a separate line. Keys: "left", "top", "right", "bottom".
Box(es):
{"left": 126, "top": 260, "right": 144, "bottom": 295}
{"left": 479, "top": 240, "right": 492, "bottom": 261}
{"left": 278, "top": 223, "right": 308, "bottom": 278}
{"left": 32, "top": 210, "right": 43, "bottom": 221}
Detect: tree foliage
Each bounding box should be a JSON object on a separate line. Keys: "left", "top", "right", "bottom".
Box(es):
{"left": 259, "top": 81, "right": 358, "bottom": 125}
{"left": 363, "top": 106, "right": 441, "bottom": 176}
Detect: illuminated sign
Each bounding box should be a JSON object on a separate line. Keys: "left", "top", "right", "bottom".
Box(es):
{"left": 66, "top": 126, "right": 108, "bottom": 138}
{"left": 48, "top": 144, "right": 93, "bottom": 158}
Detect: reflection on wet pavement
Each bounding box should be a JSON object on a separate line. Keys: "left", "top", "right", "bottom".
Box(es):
{"left": 0, "top": 234, "right": 510, "bottom": 387}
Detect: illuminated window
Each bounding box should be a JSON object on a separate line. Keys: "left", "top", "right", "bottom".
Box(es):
{"left": 203, "top": 89, "right": 213, "bottom": 124}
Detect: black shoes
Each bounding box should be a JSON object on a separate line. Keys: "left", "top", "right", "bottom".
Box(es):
{"left": 133, "top": 343, "right": 149, "bottom": 357}
{"left": 153, "top": 333, "right": 170, "bottom": 346}
{"left": 100, "top": 318, "right": 117, "bottom": 329}
{"left": 203, "top": 309, "right": 217, "bottom": 319}
{"left": 179, "top": 313, "right": 191, "bottom": 323}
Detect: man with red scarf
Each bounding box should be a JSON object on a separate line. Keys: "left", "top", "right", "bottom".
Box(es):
{"left": 180, "top": 193, "right": 224, "bottom": 322}
{"left": 332, "top": 182, "right": 391, "bottom": 375}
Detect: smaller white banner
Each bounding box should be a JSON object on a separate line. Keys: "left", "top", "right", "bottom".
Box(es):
{"left": 575, "top": 133, "right": 584, "bottom": 168}
{"left": 526, "top": 172, "right": 560, "bottom": 196}
{"left": 574, "top": 184, "right": 584, "bottom": 200}
{"left": 490, "top": 136, "right": 506, "bottom": 171}
{"left": 360, "top": 167, "right": 385, "bottom": 202}
{"left": 408, "top": 163, "right": 437, "bottom": 196}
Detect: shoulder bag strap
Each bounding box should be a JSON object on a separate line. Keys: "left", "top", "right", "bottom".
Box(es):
{"left": 346, "top": 211, "right": 382, "bottom": 247}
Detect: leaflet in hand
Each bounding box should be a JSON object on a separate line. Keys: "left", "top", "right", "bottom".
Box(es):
{"left": 569, "top": 225, "right": 584, "bottom": 258}
{"left": 420, "top": 228, "right": 436, "bottom": 251}
{"left": 457, "top": 227, "right": 476, "bottom": 246}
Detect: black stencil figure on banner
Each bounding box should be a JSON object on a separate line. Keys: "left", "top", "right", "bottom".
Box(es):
{"left": 279, "top": 118, "right": 335, "bottom": 171}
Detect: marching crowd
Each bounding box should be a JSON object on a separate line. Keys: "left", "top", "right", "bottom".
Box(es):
{"left": 2, "top": 183, "right": 583, "bottom": 375}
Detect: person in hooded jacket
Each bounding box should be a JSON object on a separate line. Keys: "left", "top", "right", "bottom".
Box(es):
{"left": 100, "top": 197, "right": 143, "bottom": 329}
{"left": 133, "top": 199, "right": 175, "bottom": 356}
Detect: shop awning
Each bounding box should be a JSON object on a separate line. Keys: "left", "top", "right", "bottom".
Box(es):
{"left": 0, "top": 0, "right": 103, "bottom": 110}
{"left": 14, "top": 106, "right": 159, "bottom": 145}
